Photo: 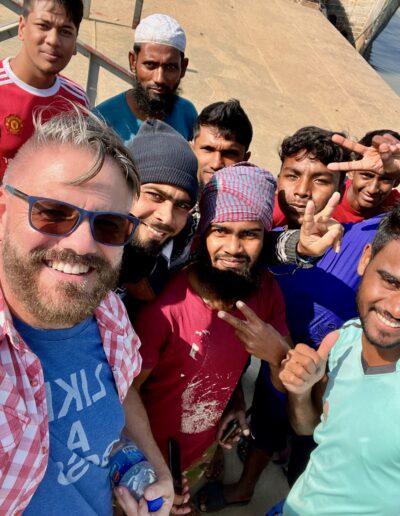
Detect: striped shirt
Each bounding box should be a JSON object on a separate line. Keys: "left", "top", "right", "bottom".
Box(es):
{"left": 0, "top": 288, "right": 141, "bottom": 515}
{"left": 0, "top": 57, "right": 89, "bottom": 179}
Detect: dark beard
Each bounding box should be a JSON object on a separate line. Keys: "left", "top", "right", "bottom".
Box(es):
{"left": 191, "top": 260, "right": 260, "bottom": 305}
{"left": 130, "top": 231, "right": 165, "bottom": 258}
{"left": 131, "top": 75, "right": 178, "bottom": 118}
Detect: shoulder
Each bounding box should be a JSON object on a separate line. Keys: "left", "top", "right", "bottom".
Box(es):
{"left": 95, "top": 92, "right": 127, "bottom": 116}
{"left": 58, "top": 75, "right": 89, "bottom": 107}
{"left": 328, "top": 318, "right": 362, "bottom": 368}
{"left": 0, "top": 58, "right": 13, "bottom": 87}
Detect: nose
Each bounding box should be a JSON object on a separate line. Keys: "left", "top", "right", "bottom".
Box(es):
{"left": 154, "top": 201, "right": 174, "bottom": 227}
{"left": 365, "top": 177, "right": 380, "bottom": 195}
{"left": 57, "top": 218, "right": 99, "bottom": 255}
{"left": 294, "top": 176, "right": 311, "bottom": 199}
{"left": 153, "top": 66, "right": 166, "bottom": 85}
{"left": 225, "top": 235, "right": 243, "bottom": 255}
{"left": 45, "top": 28, "right": 61, "bottom": 48}
{"left": 384, "top": 293, "right": 400, "bottom": 320}
{"left": 209, "top": 152, "right": 224, "bottom": 171}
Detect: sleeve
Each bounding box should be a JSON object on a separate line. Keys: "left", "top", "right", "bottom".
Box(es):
{"left": 133, "top": 299, "right": 173, "bottom": 370}
{"left": 261, "top": 230, "right": 317, "bottom": 268}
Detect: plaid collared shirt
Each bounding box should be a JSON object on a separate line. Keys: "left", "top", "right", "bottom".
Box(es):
{"left": 0, "top": 289, "right": 142, "bottom": 515}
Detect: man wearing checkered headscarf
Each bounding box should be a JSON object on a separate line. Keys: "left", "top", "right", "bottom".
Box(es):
{"left": 133, "top": 162, "right": 290, "bottom": 497}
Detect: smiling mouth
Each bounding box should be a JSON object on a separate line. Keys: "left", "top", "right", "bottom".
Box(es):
{"left": 142, "top": 222, "right": 169, "bottom": 240}
{"left": 46, "top": 260, "right": 91, "bottom": 275}
{"left": 376, "top": 310, "right": 400, "bottom": 329}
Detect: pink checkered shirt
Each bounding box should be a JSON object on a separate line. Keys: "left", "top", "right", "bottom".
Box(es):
{"left": 0, "top": 288, "right": 142, "bottom": 515}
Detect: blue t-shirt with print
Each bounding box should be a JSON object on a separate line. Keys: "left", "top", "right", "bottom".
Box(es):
{"left": 94, "top": 92, "right": 197, "bottom": 145}
{"left": 16, "top": 316, "right": 125, "bottom": 516}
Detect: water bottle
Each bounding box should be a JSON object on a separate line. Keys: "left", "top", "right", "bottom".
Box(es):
{"left": 109, "top": 438, "right": 164, "bottom": 512}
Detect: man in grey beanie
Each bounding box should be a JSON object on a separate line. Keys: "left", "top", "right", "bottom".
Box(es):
{"left": 119, "top": 119, "right": 199, "bottom": 315}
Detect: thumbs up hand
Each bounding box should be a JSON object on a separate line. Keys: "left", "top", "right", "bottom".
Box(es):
{"left": 279, "top": 331, "right": 339, "bottom": 395}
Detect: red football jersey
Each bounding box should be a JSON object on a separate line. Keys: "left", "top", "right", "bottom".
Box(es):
{"left": 0, "top": 57, "right": 89, "bottom": 179}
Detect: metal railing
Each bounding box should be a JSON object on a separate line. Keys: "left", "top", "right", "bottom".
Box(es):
{"left": 0, "top": 0, "right": 136, "bottom": 105}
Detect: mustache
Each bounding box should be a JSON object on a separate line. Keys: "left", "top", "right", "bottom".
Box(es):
{"left": 143, "top": 221, "right": 175, "bottom": 234}
{"left": 30, "top": 247, "right": 111, "bottom": 270}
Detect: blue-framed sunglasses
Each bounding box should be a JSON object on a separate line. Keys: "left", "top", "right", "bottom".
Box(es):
{"left": 5, "top": 185, "right": 140, "bottom": 247}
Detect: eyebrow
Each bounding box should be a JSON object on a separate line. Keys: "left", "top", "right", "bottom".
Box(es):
{"left": 212, "top": 224, "right": 263, "bottom": 233}
{"left": 143, "top": 185, "right": 191, "bottom": 204}
{"left": 377, "top": 269, "right": 400, "bottom": 286}
{"left": 283, "top": 167, "right": 335, "bottom": 178}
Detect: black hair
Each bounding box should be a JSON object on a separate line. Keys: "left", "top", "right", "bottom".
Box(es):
{"left": 193, "top": 99, "right": 253, "bottom": 151}
{"left": 358, "top": 129, "right": 400, "bottom": 147}
{"left": 370, "top": 204, "right": 400, "bottom": 258}
{"left": 279, "top": 126, "right": 351, "bottom": 189}
{"left": 133, "top": 43, "right": 185, "bottom": 61}
{"left": 23, "top": 0, "right": 83, "bottom": 30}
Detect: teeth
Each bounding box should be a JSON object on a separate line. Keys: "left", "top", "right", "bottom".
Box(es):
{"left": 147, "top": 226, "right": 164, "bottom": 236}
{"left": 376, "top": 311, "right": 400, "bottom": 328}
{"left": 48, "top": 260, "right": 90, "bottom": 275}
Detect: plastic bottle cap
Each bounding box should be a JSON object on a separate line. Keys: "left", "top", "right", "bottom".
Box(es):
{"left": 147, "top": 497, "right": 164, "bottom": 512}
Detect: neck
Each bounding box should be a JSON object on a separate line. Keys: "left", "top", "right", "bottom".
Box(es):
{"left": 361, "top": 333, "right": 400, "bottom": 366}
{"left": 10, "top": 53, "right": 56, "bottom": 89}
{"left": 187, "top": 265, "right": 236, "bottom": 312}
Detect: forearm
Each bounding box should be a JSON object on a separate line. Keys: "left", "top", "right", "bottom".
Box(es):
{"left": 123, "top": 386, "right": 171, "bottom": 479}
{"left": 287, "top": 390, "right": 321, "bottom": 436}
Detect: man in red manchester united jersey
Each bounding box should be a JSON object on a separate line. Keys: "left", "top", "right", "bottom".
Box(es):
{"left": 0, "top": 0, "right": 89, "bottom": 179}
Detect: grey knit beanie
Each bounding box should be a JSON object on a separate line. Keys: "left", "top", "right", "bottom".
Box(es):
{"left": 127, "top": 120, "right": 199, "bottom": 205}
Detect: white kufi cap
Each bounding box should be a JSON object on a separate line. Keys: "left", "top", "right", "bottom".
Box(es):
{"left": 134, "top": 13, "right": 186, "bottom": 53}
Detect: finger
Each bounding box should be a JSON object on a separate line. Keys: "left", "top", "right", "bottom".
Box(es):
{"left": 318, "top": 220, "right": 343, "bottom": 253}
{"left": 114, "top": 486, "right": 142, "bottom": 515}
{"left": 373, "top": 133, "right": 400, "bottom": 147}
{"left": 285, "top": 353, "right": 319, "bottom": 376}
{"left": 300, "top": 200, "right": 316, "bottom": 235}
{"left": 283, "top": 359, "right": 318, "bottom": 380}
{"left": 237, "top": 410, "right": 250, "bottom": 436}
{"left": 316, "top": 192, "right": 341, "bottom": 220}
{"left": 331, "top": 134, "right": 366, "bottom": 155}
{"left": 308, "top": 221, "right": 344, "bottom": 255}
{"left": 235, "top": 300, "right": 261, "bottom": 324}
{"left": 317, "top": 330, "right": 339, "bottom": 361}
{"left": 217, "top": 310, "right": 247, "bottom": 331}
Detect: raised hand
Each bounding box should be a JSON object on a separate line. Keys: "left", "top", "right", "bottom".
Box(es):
{"left": 327, "top": 133, "right": 400, "bottom": 178}
{"left": 297, "top": 192, "right": 344, "bottom": 256}
{"left": 218, "top": 300, "right": 290, "bottom": 365}
{"left": 279, "top": 331, "right": 339, "bottom": 394}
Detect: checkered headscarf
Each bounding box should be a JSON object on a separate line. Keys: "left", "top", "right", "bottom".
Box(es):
{"left": 198, "top": 162, "right": 276, "bottom": 234}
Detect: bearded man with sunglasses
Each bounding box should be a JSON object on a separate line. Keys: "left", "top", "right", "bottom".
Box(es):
{"left": 0, "top": 110, "right": 174, "bottom": 515}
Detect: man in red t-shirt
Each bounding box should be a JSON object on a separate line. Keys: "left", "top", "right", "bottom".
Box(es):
{"left": 133, "top": 163, "right": 291, "bottom": 481}
{"left": 332, "top": 129, "right": 400, "bottom": 224}
{"left": 0, "top": 0, "right": 89, "bottom": 179}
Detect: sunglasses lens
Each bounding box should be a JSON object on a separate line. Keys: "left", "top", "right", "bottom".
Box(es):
{"left": 31, "top": 200, "right": 79, "bottom": 235}
{"left": 93, "top": 214, "right": 134, "bottom": 245}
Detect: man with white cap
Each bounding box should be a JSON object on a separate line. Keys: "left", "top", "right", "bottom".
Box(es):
{"left": 95, "top": 13, "right": 197, "bottom": 144}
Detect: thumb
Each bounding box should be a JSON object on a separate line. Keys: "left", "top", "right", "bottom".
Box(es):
{"left": 317, "top": 330, "right": 339, "bottom": 361}
{"left": 237, "top": 410, "right": 250, "bottom": 437}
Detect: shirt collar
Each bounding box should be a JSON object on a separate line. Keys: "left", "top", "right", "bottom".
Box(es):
{"left": 160, "top": 239, "right": 174, "bottom": 265}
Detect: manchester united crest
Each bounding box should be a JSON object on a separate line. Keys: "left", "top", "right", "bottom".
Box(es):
{"left": 5, "top": 114, "right": 23, "bottom": 136}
